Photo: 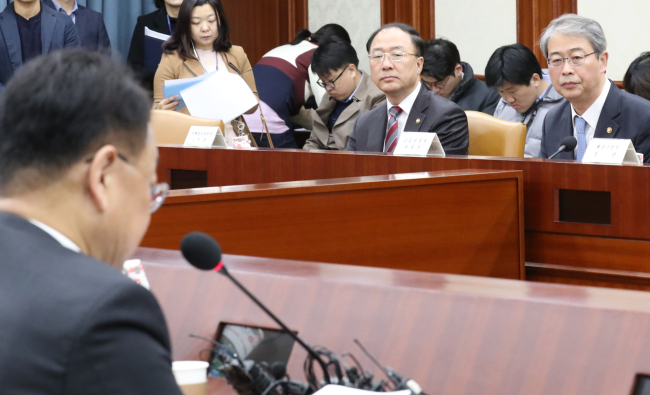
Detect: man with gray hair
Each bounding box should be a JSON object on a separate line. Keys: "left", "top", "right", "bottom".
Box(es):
{"left": 539, "top": 13, "right": 650, "bottom": 162}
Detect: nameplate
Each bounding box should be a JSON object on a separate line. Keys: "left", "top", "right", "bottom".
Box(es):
{"left": 183, "top": 126, "right": 227, "bottom": 148}
{"left": 582, "top": 138, "right": 641, "bottom": 165}
{"left": 393, "top": 132, "right": 445, "bottom": 157}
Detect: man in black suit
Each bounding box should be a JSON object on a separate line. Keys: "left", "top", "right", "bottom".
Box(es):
{"left": 43, "top": 0, "right": 111, "bottom": 54}
{"left": 0, "top": 51, "right": 181, "bottom": 394}
{"left": 346, "top": 23, "right": 468, "bottom": 154}
{"left": 539, "top": 14, "right": 650, "bottom": 162}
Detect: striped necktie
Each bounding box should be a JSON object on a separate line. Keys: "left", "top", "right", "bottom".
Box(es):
{"left": 384, "top": 106, "right": 403, "bottom": 153}
{"left": 575, "top": 115, "right": 587, "bottom": 161}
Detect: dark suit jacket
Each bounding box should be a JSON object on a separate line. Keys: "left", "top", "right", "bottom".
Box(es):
{"left": 346, "top": 84, "right": 469, "bottom": 155}
{"left": 127, "top": 8, "right": 172, "bottom": 92}
{"left": 0, "top": 1, "right": 80, "bottom": 89}
{"left": 541, "top": 80, "right": 650, "bottom": 163}
{"left": 43, "top": 0, "right": 111, "bottom": 54}
{"left": 0, "top": 212, "right": 183, "bottom": 395}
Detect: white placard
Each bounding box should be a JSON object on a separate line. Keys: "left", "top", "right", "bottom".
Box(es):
{"left": 581, "top": 138, "right": 641, "bottom": 165}
{"left": 393, "top": 132, "right": 446, "bottom": 157}
{"left": 183, "top": 126, "right": 227, "bottom": 148}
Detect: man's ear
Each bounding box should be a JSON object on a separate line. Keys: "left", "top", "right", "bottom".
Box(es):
{"left": 599, "top": 51, "right": 609, "bottom": 74}
{"left": 455, "top": 63, "right": 463, "bottom": 76}
{"left": 86, "top": 145, "right": 119, "bottom": 214}
{"left": 416, "top": 56, "right": 424, "bottom": 75}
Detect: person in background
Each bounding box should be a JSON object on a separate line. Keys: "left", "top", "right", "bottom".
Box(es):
{"left": 128, "top": 0, "right": 182, "bottom": 92}
{"left": 624, "top": 52, "right": 650, "bottom": 102}
{"left": 303, "top": 36, "right": 385, "bottom": 150}
{"left": 243, "top": 24, "right": 351, "bottom": 148}
{"left": 0, "top": 50, "right": 181, "bottom": 395}
{"left": 153, "top": 0, "right": 259, "bottom": 145}
{"left": 0, "top": 0, "right": 80, "bottom": 92}
{"left": 485, "top": 43, "right": 565, "bottom": 158}
{"left": 43, "top": 0, "right": 111, "bottom": 55}
{"left": 421, "top": 38, "right": 500, "bottom": 115}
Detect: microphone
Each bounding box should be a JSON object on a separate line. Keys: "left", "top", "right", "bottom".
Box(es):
{"left": 180, "top": 232, "right": 332, "bottom": 386}
{"left": 548, "top": 136, "right": 577, "bottom": 159}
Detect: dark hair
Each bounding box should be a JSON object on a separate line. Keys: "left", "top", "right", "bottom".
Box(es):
{"left": 154, "top": 0, "right": 164, "bottom": 9}
{"left": 485, "top": 43, "right": 543, "bottom": 88}
{"left": 421, "top": 38, "right": 461, "bottom": 81}
{"left": 311, "top": 36, "right": 359, "bottom": 76}
{"left": 0, "top": 50, "right": 151, "bottom": 195}
{"left": 162, "top": 0, "right": 232, "bottom": 61}
{"left": 365, "top": 23, "right": 424, "bottom": 57}
{"left": 310, "top": 24, "right": 351, "bottom": 45}
{"left": 624, "top": 52, "right": 650, "bottom": 101}
{"left": 290, "top": 29, "right": 312, "bottom": 45}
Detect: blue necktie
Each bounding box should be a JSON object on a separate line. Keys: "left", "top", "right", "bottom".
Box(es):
{"left": 575, "top": 116, "right": 587, "bottom": 161}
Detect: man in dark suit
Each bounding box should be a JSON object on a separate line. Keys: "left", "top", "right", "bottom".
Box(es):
{"left": 346, "top": 23, "right": 468, "bottom": 154}
{"left": 539, "top": 14, "right": 650, "bottom": 162}
{"left": 0, "top": 51, "right": 181, "bottom": 394}
{"left": 43, "top": 0, "right": 111, "bottom": 54}
{"left": 0, "top": 0, "right": 80, "bottom": 91}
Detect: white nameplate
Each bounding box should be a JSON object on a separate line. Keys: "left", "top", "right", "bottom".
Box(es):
{"left": 183, "top": 126, "right": 227, "bottom": 148}
{"left": 393, "top": 132, "right": 445, "bottom": 157}
{"left": 581, "top": 138, "right": 641, "bottom": 165}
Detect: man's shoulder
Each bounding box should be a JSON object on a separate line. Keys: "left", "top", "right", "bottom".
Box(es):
{"left": 356, "top": 101, "right": 386, "bottom": 124}
{"left": 618, "top": 88, "right": 650, "bottom": 116}
{"left": 76, "top": 4, "right": 105, "bottom": 20}
{"left": 543, "top": 98, "right": 571, "bottom": 125}
{"left": 423, "top": 88, "right": 464, "bottom": 114}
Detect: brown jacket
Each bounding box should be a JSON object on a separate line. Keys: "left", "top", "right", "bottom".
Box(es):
{"left": 304, "top": 72, "right": 385, "bottom": 150}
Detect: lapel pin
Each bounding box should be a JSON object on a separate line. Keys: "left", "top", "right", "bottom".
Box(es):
{"left": 607, "top": 127, "right": 613, "bottom": 134}
{"left": 416, "top": 118, "right": 421, "bottom": 124}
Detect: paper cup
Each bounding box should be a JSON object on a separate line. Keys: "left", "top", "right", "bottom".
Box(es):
{"left": 172, "top": 361, "right": 209, "bottom": 395}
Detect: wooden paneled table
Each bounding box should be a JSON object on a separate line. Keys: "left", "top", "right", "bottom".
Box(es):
{"left": 136, "top": 247, "right": 650, "bottom": 395}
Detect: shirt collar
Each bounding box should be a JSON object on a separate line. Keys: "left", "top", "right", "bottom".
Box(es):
{"left": 386, "top": 82, "right": 421, "bottom": 117}
{"left": 51, "top": 0, "right": 78, "bottom": 15}
{"left": 345, "top": 71, "right": 364, "bottom": 103}
{"left": 28, "top": 219, "right": 81, "bottom": 253}
{"left": 571, "top": 79, "right": 611, "bottom": 129}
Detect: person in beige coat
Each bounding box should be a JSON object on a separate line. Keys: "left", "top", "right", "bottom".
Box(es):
{"left": 304, "top": 37, "right": 385, "bottom": 150}
{"left": 152, "top": 0, "right": 259, "bottom": 144}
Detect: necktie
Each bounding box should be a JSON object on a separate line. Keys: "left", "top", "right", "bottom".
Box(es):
{"left": 575, "top": 116, "right": 587, "bottom": 161}
{"left": 384, "top": 106, "right": 403, "bottom": 153}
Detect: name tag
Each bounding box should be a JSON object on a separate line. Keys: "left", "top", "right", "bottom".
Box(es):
{"left": 582, "top": 138, "right": 641, "bottom": 165}
{"left": 393, "top": 132, "right": 445, "bottom": 157}
{"left": 183, "top": 126, "right": 227, "bottom": 148}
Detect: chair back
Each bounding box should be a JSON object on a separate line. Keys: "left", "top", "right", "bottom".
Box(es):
{"left": 466, "top": 111, "right": 526, "bottom": 157}
{"left": 151, "top": 110, "right": 225, "bottom": 145}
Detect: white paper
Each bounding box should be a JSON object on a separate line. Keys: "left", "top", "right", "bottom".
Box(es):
{"left": 313, "top": 385, "right": 411, "bottom": 395}
{"left": 183, "top": 126, "right": 226, "bottom": 148}
{"left": 582, "top": 138, "right": 640, "bottom": 165}
{"left": 393, "top": 132, "right": 445, "bottom": 157}
{"left": 181, "top": 72, "right": 258, "bottom": 123}
{"left": 144, "top": 27, "right": 170, "bottom": 41}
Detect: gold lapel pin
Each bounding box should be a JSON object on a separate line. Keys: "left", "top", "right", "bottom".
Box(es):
{"left": 416, "top": 118, "right": 421, "bottom": 124}
{"left": 607, "top": 127, "right": 613, "bottom": 134}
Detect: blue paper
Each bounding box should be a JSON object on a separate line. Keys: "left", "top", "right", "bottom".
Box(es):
{"left": 163, "top": 72, "right": 216, "bottom": 111}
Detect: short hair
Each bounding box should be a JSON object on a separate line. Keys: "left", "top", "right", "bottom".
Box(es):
{"left": 421, "top": 38, "right": 461, "bottom": 81}
{"left": 310, "top": 24, "right": 351, "bottom": 45}
{"left": 539, "top": 14, "right": 607, "bottom": 59}
{"left": 311, "top": 36, "right": 359, "bottom": 76}
{"left": 485, "top": 43, "right": 543, "bottom": 88}
{"left": 366, "top": 23, "right": 424, "bottom": 57}
{"left": 624, "top": 52, "right": 650, "bottom": 101}
{"left": 162, "top": 0, "right": 232, "bottom": 61}
{"left": 0, "top": 50, "right": 151, "bottom": 196}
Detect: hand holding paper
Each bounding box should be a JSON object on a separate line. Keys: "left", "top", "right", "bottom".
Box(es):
{"left": 181, "top": 72, "right": 258, "bottom": 122}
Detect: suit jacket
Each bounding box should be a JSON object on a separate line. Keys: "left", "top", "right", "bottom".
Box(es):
{"left": 0, "top": 211, "right": 182, "bottom": 394}
{"left": 127, "top": 7, "right": 171, "bottom": 92}
{"left": 43, "top": 0, "right": 111, "bottom": 54}
{"left": 0, "top": 1, "right": 80, "bottom": 89}
{"left": 541, "top": 80, "right": 650, "bottom": 163}
{"left": 346, "top": 84, "right": 469, "bottom": 155}
{"left": 304, "top": 73, "right": 386, "bottom": 150}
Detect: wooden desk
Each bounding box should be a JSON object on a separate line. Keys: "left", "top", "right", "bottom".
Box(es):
{"left": 143, "top": 169, "right": 525, "bottom": 279}
{"left": 155, "top": 147, "right": 650, "bottom": 291}
{"left": 136, "top": 247, "right": 650, "bottom": 395}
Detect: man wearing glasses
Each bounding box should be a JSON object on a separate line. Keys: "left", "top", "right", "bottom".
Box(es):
{"left": 346, "top": 23, "right": 469, "bottom": 154}
{"left": 421, "top": 38, "right": 500, "bottom": 115}
{"left": 304, "top": 36, "right": 385, "bottom": 150}
{"left": 0, "top": 51, "right": 180, "bottom": 394}
{"left": 540, "top": 14, "right": 650, "bottom": 162}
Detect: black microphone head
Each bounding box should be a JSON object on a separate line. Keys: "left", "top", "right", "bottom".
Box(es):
{"left": 180, "top": 232, "right": 224, "bottom": 272}
{"left": 561, "top": 136, "right": 577, "bottom": 151}
{"left": 270, "top": 362, "right": 286, "bottom": 380}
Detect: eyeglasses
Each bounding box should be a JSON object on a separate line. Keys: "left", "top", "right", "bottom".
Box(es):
{"left": 547, "top": 52, "right": 596, "bottom": 68}
{"left": 85, "top": 152, "right": 169, "bottom": 213}
{"left": 368, "top": 52, "right": 417, "bottom": 63}
{"left": 317, "top": 66, "right": 349, "bottom": 89}
{"left": 422, "top": 74, "right": 452, "bottom": 90}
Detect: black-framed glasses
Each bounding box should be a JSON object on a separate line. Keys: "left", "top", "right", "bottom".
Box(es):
{"left": 547, "top": 52, "right": 596, "bottom": 68}
{"left": 317, "top": 66, "right": 349, "bottom": 89}
{"left": 422, "top": 74, "right": 452, "bottom": 90}
{"left": 85, "top": 152, "right": 169, "bottom": 213}
{"left": 368, "top": 52, "right": 417, "bottom": 63}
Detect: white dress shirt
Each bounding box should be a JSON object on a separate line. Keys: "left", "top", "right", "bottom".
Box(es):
{"left": 29, "top": 219, "right": 81, "bottom": 253}
{"left": 570, "top": 79, "right": 611, "bottom": 158}
{"left": 383, "top": 83, "right": 422, "bottom": 152}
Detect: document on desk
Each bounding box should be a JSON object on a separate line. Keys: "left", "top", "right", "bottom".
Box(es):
{"left": 163, "top": 72, "right": 216, "bottom": 111}
{"left": 181, "top": 72, "right": 258, "bottom": 123}
{"left": 313, "top": 385, "right": 411, "bottom": 395}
